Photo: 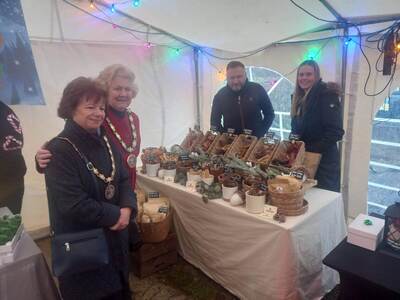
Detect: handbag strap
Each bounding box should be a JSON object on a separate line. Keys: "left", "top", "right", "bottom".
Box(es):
{"left": 47, "top": 137, "right": 103, "bottom": 235}
{"left": 56, "top": 137, "right": 103, "bottom": 201}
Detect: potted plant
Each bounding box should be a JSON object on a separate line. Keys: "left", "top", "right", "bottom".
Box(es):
{"left": 146, "top": 153, "right": 161, "bottom": 177}
{"left": 187, "top": 167, "right": 202, "bottom": 182}
{"left": 245, "top": 187, "right": 266, "bottom": 214}
{"left": 201, "top": 169, "right": 214, "bottom": 186}
{"left": 222, "top": 179, "right": 238, "bottom": 201}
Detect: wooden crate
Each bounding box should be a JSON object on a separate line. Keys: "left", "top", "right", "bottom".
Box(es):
{"left": 180, "top": 129, "right": 204, "bottom": 152}
{"left": 208, "top": 133, "right": 238, "bottom": 156}
{"left": 226, "top": 134, "right": 258, "bottom": 159}
{"left": 131, "top": 232, "right": 178, "bottom": 278}
{"left": 198, "top": 131, "right": 220, "bottom": 153}
{"left": 246, "top": 138, "right": 279, "bottom": 166}
{"left": 270, "top": 141, "right": 305, "bottom": 170}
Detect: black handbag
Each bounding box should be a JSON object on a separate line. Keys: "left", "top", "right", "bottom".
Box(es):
{"left": 49, "top": 137, "right": 110, "bottom": 277}
{"left": 51, "top": 228, "right": 109, "bottom": 277}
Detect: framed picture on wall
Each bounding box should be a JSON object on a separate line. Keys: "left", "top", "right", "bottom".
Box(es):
{"left": 0, "top": 0, "right": 44, "bottom": 105}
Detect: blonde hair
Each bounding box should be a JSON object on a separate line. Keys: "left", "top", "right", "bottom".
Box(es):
{"left": 291, "top": 60, "right": 321, "bottom": 117}
{"left": 96, "top": 64, "right": 139, "bottom": 98}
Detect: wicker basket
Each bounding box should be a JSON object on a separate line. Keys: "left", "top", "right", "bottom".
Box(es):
{"left": 278, "top": 200, "right": 308, "bottom": 216}
{"left": 268, "top": 178, "right": 305, "bottom": 215}
{"left": 226, "top": 134, "right": 258, "bottom": 159}
{"left": 138, "top": 212, "right": 172, "bottom": 243}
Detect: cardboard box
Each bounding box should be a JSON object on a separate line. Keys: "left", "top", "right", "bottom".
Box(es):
{"left": 348, "top": 214, "right": 385, "bottom": 251}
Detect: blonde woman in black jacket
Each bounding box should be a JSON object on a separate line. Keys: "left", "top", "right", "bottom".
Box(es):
{"left": 291, "top": 60, "right": 344, "bottom": 192}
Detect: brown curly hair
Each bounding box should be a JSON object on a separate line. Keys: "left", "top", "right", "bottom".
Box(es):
{"left": 57, "top": 77, "right": 106, "bottom": 119}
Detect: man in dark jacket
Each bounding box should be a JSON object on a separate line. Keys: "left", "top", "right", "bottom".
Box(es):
{"left": 0, "top": 100, "right": 26, "bottom": 214}
{"left": 210, "top": 61, "right": 275, "bottom": 138}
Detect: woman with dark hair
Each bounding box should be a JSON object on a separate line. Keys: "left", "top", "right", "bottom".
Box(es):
{"left": 291, "top": 60, "right": 345, "bottom": 192}
{"left": 44, "top": 77, "right": 136, "bottom": 300}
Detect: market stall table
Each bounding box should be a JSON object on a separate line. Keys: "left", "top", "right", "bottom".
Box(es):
{"left": 0, "top": 232, "right": 60, "bottom": 300}
{"left": 137, "top": 173, "right": 347, "bottom": 300}
{"left": 323, "top": 239, "right": 400, "bottom": 300}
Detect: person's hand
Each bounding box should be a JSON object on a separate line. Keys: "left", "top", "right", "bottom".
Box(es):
{"left": 110, "top": 207, "right": 132, "bottom": 231}
{"left": 36, "top": 142, "right": 52, "bottom": 169}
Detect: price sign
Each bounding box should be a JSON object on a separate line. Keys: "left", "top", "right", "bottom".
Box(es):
{"left": 210, "top": 125, "right": 218, "bottom": 132}
{"left": 289, "top": 133, "right": 301, "bottom": 141}
{"left": 186, "top": 180, "right": 197, "bottom": 192}
{"left": 243, "top": 129, "right": 253, "bottom": 135}
{"left": 290, "top": 170, "right": 305, "bottom": 181}
{"left": 261, "top": 204, "right": 278, "bottom": 219}
{"left": 179, "top": 154, "right": 190, "bottom": 161}
{"left": 227, "top": 128, "right": 235, "bottom": 134}
{"left": 258, "top": 182, "right": 268, "bottom": 191}
{"left": 265, "top": 131, "right": 275, "bottom": 140}
{"left": 158, "top": 206, "right": 169, "bottom": 214}
{"left": 164, "top": 176, "right": 175, "bottom": 183}
{"left": 148, "top": 191, "right": 160, "bottom": 198}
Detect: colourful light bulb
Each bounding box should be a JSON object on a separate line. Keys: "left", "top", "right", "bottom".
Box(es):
{"left": 132, "top": 0, "right": 140, "bottom": 7}
{"left": 89, "top": 1, "right": 94, "bottom": 8}
{"left": 217, "top": 70, "right": 225, "bottom": 81}
{"left": 111, "top": 3, "right": 116, "bottom": 13}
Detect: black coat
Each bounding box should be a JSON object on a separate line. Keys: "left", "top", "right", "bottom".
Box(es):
{"left": 210, "top": 80, "right": 275, "bottom": 138}
{"left": 291, "top": 80, "right": 345, "bottom": 192}
{"left": 45, "top": 120, "right": 137, "bottom": 300}
{"left": 0, "top": 101, "right": 26, "bottom": 182}
{"left": 0, "top": 101, "right": 26, "bottom": 213}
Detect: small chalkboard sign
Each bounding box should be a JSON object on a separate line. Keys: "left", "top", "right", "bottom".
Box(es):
{"left": 158, "top": 206, "right": 169, "bottom": 214}
{"left": 243, "top": 129, "right": 253, "bottom": 135}
{"left": 290, "top": 170, "right": 305, "bottom": 181}
{"left": 227, "top": 128, "right": 235, "bottom": 134}
{"left": 210, "top": 125, "right": 218, "bottom": 132}
{"left": 265, "top": 131, "right": 275, "bottom": 139}
{"left": 289, "top": 133, "right": 301, "bottom": 141}
{"left": 179, "top": 154, "right": 190, "bottom": 161}
{"left": 148, "top": 191, "right": 160, "bottom": 198}
{"left": 258, "top": 182, "right": 268, "bottom": 192}
{"left": 191, "top": 163, "right": 201, "bottom": 171}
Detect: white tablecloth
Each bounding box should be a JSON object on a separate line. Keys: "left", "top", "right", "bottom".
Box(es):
{"left": 137, "top": 173, "right": 346, "bottom": 300}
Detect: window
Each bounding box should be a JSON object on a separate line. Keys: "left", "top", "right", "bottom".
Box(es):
{"left": 368, "top": 88, "right": 400, "bottom": 216}
{"left": 246, "top": 66, "right": 295, "bottom": 140}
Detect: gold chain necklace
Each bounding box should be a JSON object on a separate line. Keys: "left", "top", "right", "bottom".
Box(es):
{"left": 105, "top": 109, "right": 137, "bottom": 153}
{"left": 57, "top": 136, "right": 116, "bottom": 183}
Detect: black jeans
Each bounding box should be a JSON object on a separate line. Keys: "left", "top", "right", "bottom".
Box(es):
{"left": 0, "top": 177, "right": 24, "bottom": 214}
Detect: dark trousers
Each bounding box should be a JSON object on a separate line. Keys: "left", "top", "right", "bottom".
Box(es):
{"left": 102, "top": 272, "right": 132, "bottom": 300}
{"left": 0, "top": 177, "right": 24, "bottom": 214}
